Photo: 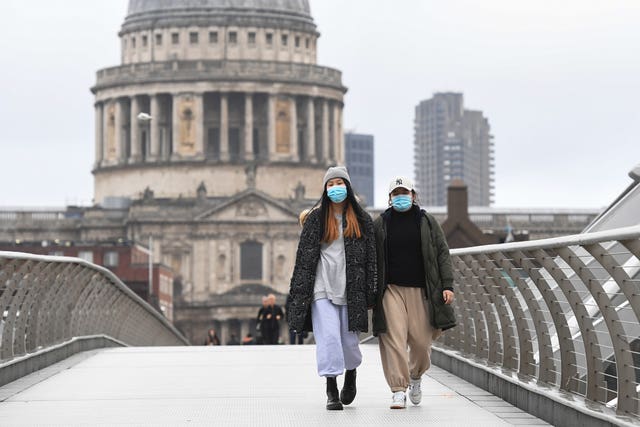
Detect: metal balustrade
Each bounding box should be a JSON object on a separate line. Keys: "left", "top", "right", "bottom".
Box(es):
{"left": 442, "top": 224, "right": 640, "bottom": 417}
{"left": 0, "top": 251, "right": 188, "bottom": 365}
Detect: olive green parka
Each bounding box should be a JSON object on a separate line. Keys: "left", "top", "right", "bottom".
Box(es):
{"left": 372, "top": 206, "right": 457, "bottom": 335}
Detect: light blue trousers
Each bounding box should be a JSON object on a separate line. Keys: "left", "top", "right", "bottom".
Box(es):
{"left": 311, "top": 298, "right": 362, "bottom": 377}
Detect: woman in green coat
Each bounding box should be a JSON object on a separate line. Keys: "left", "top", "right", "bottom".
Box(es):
{"left": 373, "top": 176, "right": 456, "bottom": 409}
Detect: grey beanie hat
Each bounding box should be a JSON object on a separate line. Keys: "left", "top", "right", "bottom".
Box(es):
{"left": 323, "top": 166, "right": 351, "bottom": 188}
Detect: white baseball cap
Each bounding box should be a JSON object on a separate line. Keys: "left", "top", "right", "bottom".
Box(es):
{"left": 388, "top": 176, "right": 414, "bottom": 193}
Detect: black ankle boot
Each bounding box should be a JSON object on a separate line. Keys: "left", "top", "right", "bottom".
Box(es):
{"left": 340, "top": 369, "right": 357, "bottom": 405}
{"left": 326, "top": 377, "right": 343, "bottom": 410}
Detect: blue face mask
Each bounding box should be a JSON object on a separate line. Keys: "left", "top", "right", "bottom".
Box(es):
{"left": 327, "top": 185, "right": 348, "bottom": 203}
{"left": 391, "top": 194, "right": 413, "bottom": 212}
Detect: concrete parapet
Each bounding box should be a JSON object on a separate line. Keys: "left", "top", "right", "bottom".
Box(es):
{"left": 0, "top": 336, "right": 125, "bottom": 388}
{"left": 432, "top": 345, "right": 639, "bottom": 427}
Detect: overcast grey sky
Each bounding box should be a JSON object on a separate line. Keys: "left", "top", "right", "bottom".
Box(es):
{"left": 1, "top": 0, "right": 638, "bottom": 209}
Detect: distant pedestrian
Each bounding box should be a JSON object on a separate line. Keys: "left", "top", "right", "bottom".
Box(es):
{"left": 203, "top": 328, "right": 221, "bottom": 346}
{"left": 256, "top": 296, "right": 269, "bottom": 344}
{"left": 242, "top": 333, "right": 256, "bottom": 345}
{"left": 287, "top": 166, "right": 377, "bottom": 410}
{"left": 262, "top": 293, "right": 284, "bottom": 345}
{"left": 227, "top": 334, "right": 240, "bottom": 345}
{"left": 373, "top": 176, "right": 456, "bottom": 409}
{"left": 289, "top": 329, "right": 307, "bottom": 345}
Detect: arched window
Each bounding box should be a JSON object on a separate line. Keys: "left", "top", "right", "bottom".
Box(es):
{"left": 240, "top": 241, "right": 262, "bottom": 280}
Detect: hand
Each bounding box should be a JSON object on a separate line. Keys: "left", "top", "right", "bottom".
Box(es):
{"left": 443, "top": 290, "right": 454, "bottom": 305}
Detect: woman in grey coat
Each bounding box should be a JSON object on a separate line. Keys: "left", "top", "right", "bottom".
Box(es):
{"left": 287, "top": 166, "right": 377, "bottom": 411}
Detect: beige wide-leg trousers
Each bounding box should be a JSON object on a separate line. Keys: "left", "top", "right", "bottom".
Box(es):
{"left": 378, "top": 284, "right": 439, "bottom": 392}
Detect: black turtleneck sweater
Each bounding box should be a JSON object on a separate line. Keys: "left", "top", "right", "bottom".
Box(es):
{"left": 387, "top": 208, "right": 426, "bottom": 288}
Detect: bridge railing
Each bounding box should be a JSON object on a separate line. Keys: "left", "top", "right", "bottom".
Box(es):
{"left": 443, "top": 224, "right": 640, "bottom": 417}
{"left": 0, "top": 251, "right": 188, "bottom": 365}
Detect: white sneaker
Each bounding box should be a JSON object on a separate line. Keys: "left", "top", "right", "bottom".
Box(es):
{"left": 408, "top": 377, "right": 422, "bottom": 405}
{"left": 390, "top": 391, "right": 406, "bottom": 409}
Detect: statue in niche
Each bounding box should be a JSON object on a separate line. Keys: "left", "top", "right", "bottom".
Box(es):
{"left": 179, "top": 100, "right": 195, "bottom": 152}
{"left": 196, "top": 181, "right": 207, "bottom": 200}
{"left": 142, "top": 186, "right": 154, "bottom": 201}
{"left": 275, "top": 255, "right": 286, "bottom": 280}
{"left": 245, "top": 162, "right": 257, "bottom": 189}
{"left": 294, "top": 182, "right": 305, "bottom": 201}
{"left": 216, "top": 254, "right": 226, "bottom": 280}
{"left": 106, "top": 106, "right": 116, "bottom": 158}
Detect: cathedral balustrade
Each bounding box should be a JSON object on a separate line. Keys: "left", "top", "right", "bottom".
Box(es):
{"left": 93, "top": 60, "right": 344, "bottom": 91}
{"left": 439, "top": 223, "right": 640, "bottom": 417}
{"left": 0, "top": 251, "right": 188, "bottom": 386}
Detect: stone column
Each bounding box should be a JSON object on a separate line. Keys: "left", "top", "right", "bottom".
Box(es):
{"left": 114, "top": 98, "right": 123, "bottom": 163}
{"left": 101, "top": 100, "right": 110, "bottom": 164}
{"left": 290, "top": 96, "right": 298, "bottom": 161}
{"left": 221, "top": 320, "right": 230, "bottom": 345}
{"left": 94, "top": 102, "right": 103, "bottom": 167}
{"left": 149, "top": 94, "right": 160, "bottom": 161}
{"left": 130, "top": 95, "right": 141, "bottom": 163}
{"left": 244, "top": 93, "right": 254, "bottom": 161}
{"left": 321, "top": 99, "right": 330, "bottom": 164}
{"left": 193, "top": 93, "right": 204, "bottom": 158}
{"left": 306, "top": 97, "right": 315, "bottom": 163}
{"left": 267, "top": 94, "right": 276, "bottom": 160}
{"left": 171, "top": 94, "right": 180, "bottom": 160}
{"left": 220, "top": 93, "right": 229, "bottom": 161}
{"left": 332, "top": 102, "right": 342, "bottom": 164}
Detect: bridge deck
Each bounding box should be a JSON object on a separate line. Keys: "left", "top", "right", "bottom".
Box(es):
{"left": 0, "top": 344, "right": 549, "bottom": 426}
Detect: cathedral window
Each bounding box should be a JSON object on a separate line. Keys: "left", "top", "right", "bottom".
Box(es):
{"left": 240, "top": 241, "right": 262, "bottom": 280}
{"left": 131, "top": 36, "right": 136, "bottom": 48}
{"left": 295, "top": 36, "right": 300, "bottom": 48}
{"left": 248, "top": 32, "right": 256, "bottom": 45}
{"left": 142, "top": 35, "right": 148, "bottom": 47}
{"left": 229, "top": 31, "right": 238, "bottom": 44}
{"left": 189, "top": 32, "right": 199, "bottom": 44}
{"left": 172, "top": 33, "right": 179, "bottom": 44}
{"left": 266, "top": 33, "right": 273, "bottom": 46}
{"left": 281, "top": 34, "right": 288, "bottom": 47}
{"left": 209, "top": 31, "right": 218, "bottom": 43}
{"left": 155, "top": 34, "right": 162, "bottom": 45}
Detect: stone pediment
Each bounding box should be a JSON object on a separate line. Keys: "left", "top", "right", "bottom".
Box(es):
{"left": 195, "top": 190, "right": 299, "bottom": 222}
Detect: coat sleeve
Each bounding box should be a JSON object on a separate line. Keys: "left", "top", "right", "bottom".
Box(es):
{"left": 363, "top": 215, "right": 378, "bottom": 307}
{"left": 431, "top": 215, "right": 454, "bottom": 291}
{"left": 286, "top": 210, "right": 321, "bottom": 331}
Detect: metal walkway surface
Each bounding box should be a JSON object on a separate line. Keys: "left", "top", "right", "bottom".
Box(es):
{"left": 0, "top": 344, "right": 549, "bottom": 426}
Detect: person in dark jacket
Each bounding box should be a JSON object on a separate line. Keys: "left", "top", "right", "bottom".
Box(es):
{"left": 203, "top": 328, "right": 221, "bottom": 346}
{"left": 287, "top": 166, "right": 377, "bottom": 411}
{"left": 263, "top": 293, "right": 284, "bottom": 344}
{"left": 373, "top": 176, "right": 456, "bottom": 409}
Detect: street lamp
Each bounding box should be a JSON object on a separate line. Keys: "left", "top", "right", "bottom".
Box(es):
{"left": 148, "top": 235, "right": 153, "bottom": 303}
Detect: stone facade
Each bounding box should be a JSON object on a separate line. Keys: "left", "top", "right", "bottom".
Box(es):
{"left": 85, "top": 1, "right": 346, "bottom": 344}
{"left": 0, "top": 1, "right": 343, "bottom": 345}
